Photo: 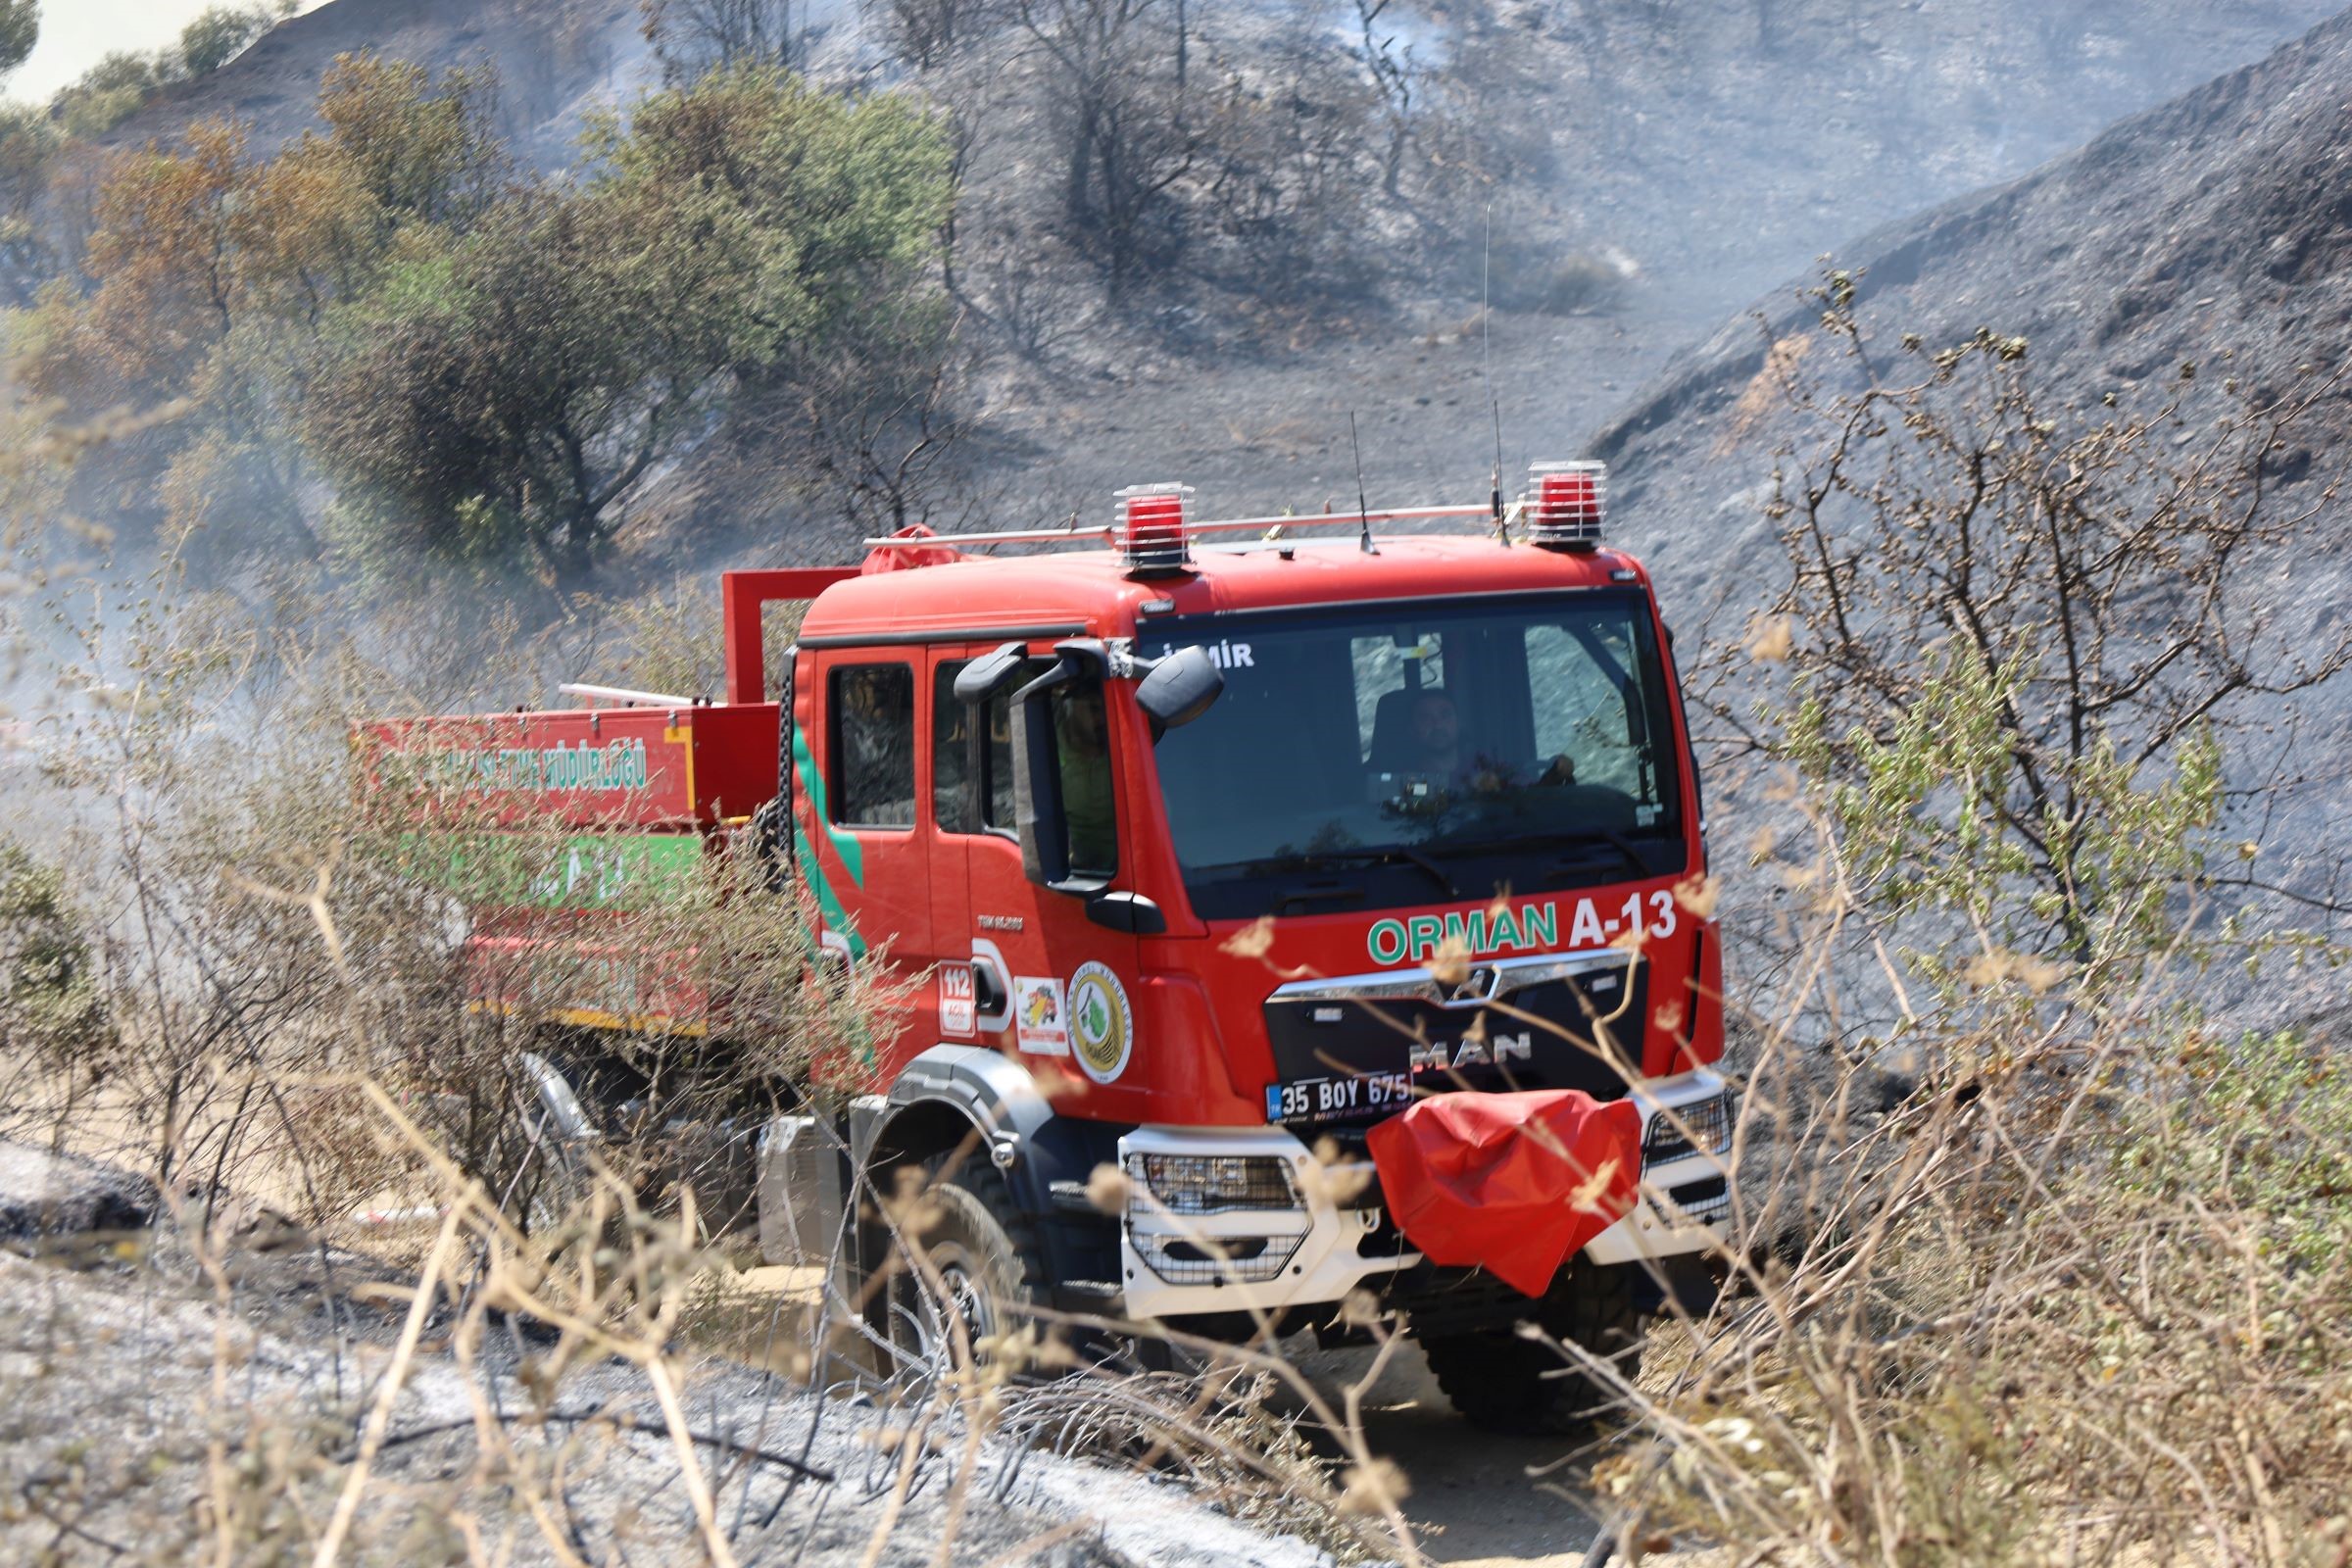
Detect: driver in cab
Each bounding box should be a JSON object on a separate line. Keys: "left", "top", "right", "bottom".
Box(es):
{"left": 1407, "top": 690, "right": 1576, "bottom": 799}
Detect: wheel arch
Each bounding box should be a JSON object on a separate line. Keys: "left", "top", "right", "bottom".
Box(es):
{"left": 857, "top": 1046, "right": 1127, "bottom": 1295}
{"left": 860, "top": 1046, "right": 1061, "bottom": 1211}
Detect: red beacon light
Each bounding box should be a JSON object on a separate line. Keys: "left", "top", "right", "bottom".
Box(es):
{"left": 1117, "top": 482, "right": 1196, "bottom": 577}
{"left": 1524, "top": 461, "right": 1606, "bottom": 550}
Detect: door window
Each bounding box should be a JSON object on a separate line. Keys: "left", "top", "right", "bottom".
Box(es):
{"left": 1053, "top": 682, "right": 1116, "bottom": 879}
{"left": 978, "top": 659, "right": 1053, "bottom": 835}
{"left": 828, "top": 662, "right": 916, "bottom": 829}
{"left": 934, "top": 662, "right": 977, "bottom": 833}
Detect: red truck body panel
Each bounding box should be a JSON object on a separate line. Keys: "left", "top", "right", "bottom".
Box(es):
{"left": 360, "top": 703, "right": 780, "bottom": 830}
{"left": 359, "top": 687, "right": 786, "bottom": 1029}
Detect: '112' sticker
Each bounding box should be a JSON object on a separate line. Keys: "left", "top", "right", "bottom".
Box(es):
{"left": 939, "top": 964, "right": 975, "bottom": 1036}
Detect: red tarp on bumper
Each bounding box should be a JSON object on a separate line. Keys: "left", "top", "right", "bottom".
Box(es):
{"left": 1365, "top": 1090, "right": 1642, "bottom": 1298}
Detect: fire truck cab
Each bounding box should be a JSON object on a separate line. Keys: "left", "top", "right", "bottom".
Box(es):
{"left": 754, "top": 468, "right": 1733, "bottom": 1430}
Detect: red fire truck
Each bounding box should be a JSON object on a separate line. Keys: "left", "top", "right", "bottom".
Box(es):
{"left": 368, "top": 463, "right": 1734, "bottom": 1432}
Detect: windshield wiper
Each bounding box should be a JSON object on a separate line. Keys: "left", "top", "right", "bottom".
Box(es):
{"left": 1420, "top": 822, "right": 1646, "bottom": 883}
{"left": 1271, "top": 881, "right": 1367, "bottom": 915}
{"left": 1250, "top": 846, "right": 1461, "bottom": 902}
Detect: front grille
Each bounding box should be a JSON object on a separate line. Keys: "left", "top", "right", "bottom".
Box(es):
{"left": 1643, "top": 1094, "right": 1731, "bottom": 1166}
{"left": 1133, "top": 1230, "right": 1305, "bottom": 1285}
{"left": 1262, "top": 963, "right": 1643, "bottom": 1130}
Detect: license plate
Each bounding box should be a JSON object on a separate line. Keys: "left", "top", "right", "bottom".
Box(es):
{"left": 1265, "top": 1070, "right": 1412, "bottom": 1125}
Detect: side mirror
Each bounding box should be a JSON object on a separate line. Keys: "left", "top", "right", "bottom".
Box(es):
{"left": 1135, "top": 645, "right": 1224, "bottom": 731}
{"left": 955, "top": 641, "right": 1031, "bottom": 704}
{"left": 1008, "top": 655, "right": 1114, "bottom": 895}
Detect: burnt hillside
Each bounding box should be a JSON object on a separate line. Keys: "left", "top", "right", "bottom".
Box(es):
{"left": 84, "top": 0, "right": 647, "bottom": 164}
{"left": 1590, "top": 4, "right": 2352, "bottom": 975}
{"left": 1593, "top": 4, "right": 2352, "bottom": 536}
{"left": 63, "top": 0, "right": 2343, "bottom": 329}
{"left": 13, "top": 0, "right": 2341, "bottom": 563}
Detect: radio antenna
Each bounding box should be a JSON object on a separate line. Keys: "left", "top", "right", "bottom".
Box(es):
{"left": 1348, "top": 410, "right": 1378, "bottom": 556}
{"left": 1483, "top": 203, "right": 1506, "bottom": 535}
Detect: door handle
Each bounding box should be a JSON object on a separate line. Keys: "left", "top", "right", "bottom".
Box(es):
{"left": 969, "top": 958, "right": 1006, "bottom": 1015}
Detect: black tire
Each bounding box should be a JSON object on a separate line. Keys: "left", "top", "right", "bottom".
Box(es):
{"left": 884, "top": 1157, "right": 1052, "bottom": 1374}
{"left": 1417, "top": 1261, "right": 1642, "bottom": 1435}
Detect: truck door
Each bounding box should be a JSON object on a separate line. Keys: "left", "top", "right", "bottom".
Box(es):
{"left": 806, "top": 652, "right": 937, "bottom": 1067}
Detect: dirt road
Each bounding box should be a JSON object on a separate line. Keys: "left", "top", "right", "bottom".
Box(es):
{"left": 1300, "top": 1340, "right": 1613, "bottom": 1567}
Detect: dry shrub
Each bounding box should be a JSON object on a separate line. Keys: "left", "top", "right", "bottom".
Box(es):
{"left": 1582, "top": 879, "right": 2352, "bottom": 1566}
{"left": 0, "top": 564, "right": 1015, "bottom": 1564}
{"left": 0, "top": 394, "right": 1412, "bottom": 1564}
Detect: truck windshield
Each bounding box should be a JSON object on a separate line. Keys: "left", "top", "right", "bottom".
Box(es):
{"left": 1142, "top": 591, "right": 1687, "bottom": 921}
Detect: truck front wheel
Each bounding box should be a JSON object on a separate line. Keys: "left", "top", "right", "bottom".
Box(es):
{"left": 1416, "top": 1260, "right": 1642, "bottom": 1434}
{"left": 884, "top": 1159, "right": 1051, "bottom": 1375}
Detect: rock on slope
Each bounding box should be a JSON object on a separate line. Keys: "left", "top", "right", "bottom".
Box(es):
{"left": 0, "top": 1141, "right": 155, "bottom": 1241}
{"left": 1589, "top": 3, "right": 2352, "bottom": 959}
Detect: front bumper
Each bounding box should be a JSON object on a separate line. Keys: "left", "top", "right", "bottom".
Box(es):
{"left": 1115, "top": 1068, "right": 1734, "bottom": 1322}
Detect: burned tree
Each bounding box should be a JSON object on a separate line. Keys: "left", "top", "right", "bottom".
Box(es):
{"left": 1750, "top": 273, "right": 2349, "bottom": 990}
{"left": 640, "top": 0, "right": 801, "bottom": 79}
{"left": 872, "top": 0, "right": 1003, "bottom": 72}
{"left": 1012, "top": 0, "right": 1199, "bottom": 302}
{"left": 1353, "top": 0, "right": 1415, "bottom": 198}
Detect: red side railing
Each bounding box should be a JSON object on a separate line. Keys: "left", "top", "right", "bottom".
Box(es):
{"left": 720, "top": 568, "right": 859, "bottom": 704}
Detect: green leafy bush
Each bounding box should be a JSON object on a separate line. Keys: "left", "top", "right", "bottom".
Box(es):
{"left": 303, "top": 66, "right": 952, "bottom": 586}
{"left": 0, "top": 100, "right": 58, "bottom": 198}
{"left": 177, "top": 4, "right": 284, "bottom": 78}
{"left": 0, "top": 0, "right": 36, "bottom": 81}
{"left": 60, "top": 82, "right": 145, "bottom": 138}
{"left": 21, "top": 56, "right": 951, "bottom": 586}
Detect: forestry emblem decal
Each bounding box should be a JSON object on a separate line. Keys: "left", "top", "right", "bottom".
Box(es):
{"left": 1068, "top": 961, "right": 1133, "bottom": 1085}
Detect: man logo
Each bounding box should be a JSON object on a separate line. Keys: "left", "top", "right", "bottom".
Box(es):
{"left": 1409, "top": 1031, "right": 1533, "bottom": 1074}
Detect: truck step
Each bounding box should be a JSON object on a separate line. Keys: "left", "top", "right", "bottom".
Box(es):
{"left": 1047, "top": 1180, "right": 1104, "bottom": 1213}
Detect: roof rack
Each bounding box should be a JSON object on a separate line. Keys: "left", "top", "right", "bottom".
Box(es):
{"left": 859, "top": 503, "right": 1498, "bottom": 555}
{"left": 859, "top": 463, "right": 1609, "bottom": 570}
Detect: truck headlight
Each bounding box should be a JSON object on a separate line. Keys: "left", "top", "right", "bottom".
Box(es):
{"left": 1124, "top": 1153, "right": 1299, "bottom": 1215}
{"left": 1642, "top": 1093, "right": 1731, "bottom": 1166}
